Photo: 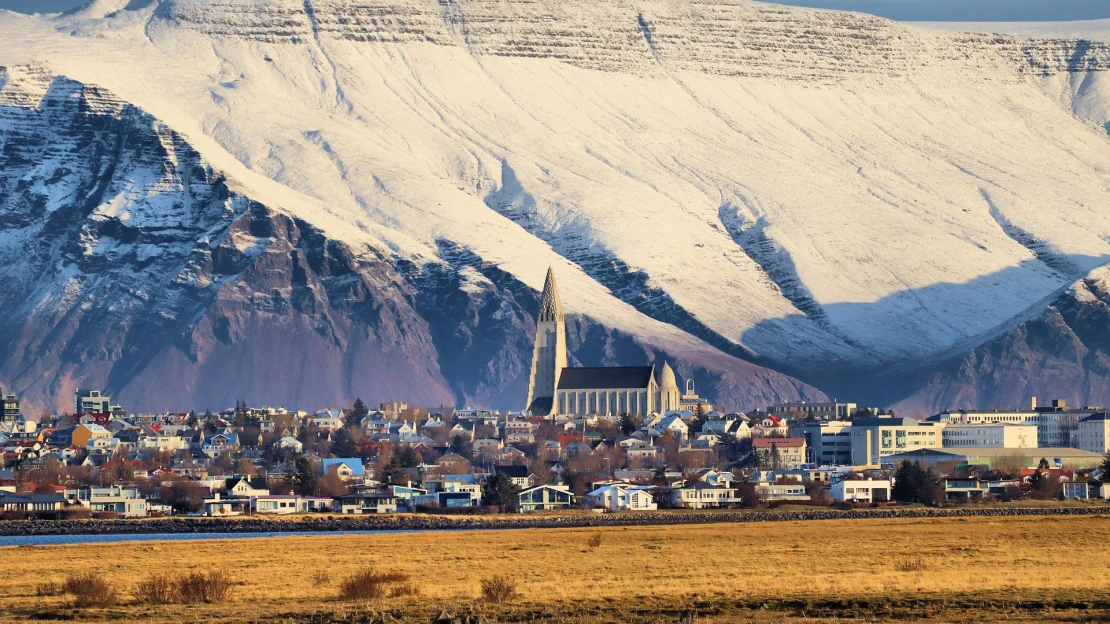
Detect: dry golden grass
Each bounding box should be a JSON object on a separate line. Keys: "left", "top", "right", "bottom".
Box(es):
{"left": 2, "top": 515, "right": 1109, "bottom": 622}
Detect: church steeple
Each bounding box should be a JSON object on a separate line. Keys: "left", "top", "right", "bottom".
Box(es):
{"left": 537, "top": 266, "right": 564, "bottom": 324}
{"left": 525, "top": 267, "right": 567, "bottom": 416}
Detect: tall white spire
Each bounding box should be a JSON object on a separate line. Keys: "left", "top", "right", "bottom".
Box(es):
{"left": 525, "top": 267, "right": 567, "bottom": 415}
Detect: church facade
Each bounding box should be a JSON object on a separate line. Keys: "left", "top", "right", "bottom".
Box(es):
{"left": 525, "top": 268, "right": 685, "bottom": 417}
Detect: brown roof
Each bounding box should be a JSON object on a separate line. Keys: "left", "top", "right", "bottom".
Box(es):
{"left": 752, "top": 437, "right": 805, "bottom": 448}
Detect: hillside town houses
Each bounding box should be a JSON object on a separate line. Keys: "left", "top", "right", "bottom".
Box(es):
{"left": 0, "top": 383, "right": 1108, "bottom": 519}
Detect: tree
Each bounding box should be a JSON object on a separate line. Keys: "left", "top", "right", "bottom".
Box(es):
{"left": 398, "top": 447, "right": 420, "bottom": 468}
{"left": 689, "top": 403, "right": 706, "bottom": 434}
{"left": 350, "top": 398, "right": 371, "bottom": 427}
{"left": 482, "top": 472, "right": 521, "bottom": 512}
{"left": 1038, "top": 457, "right": 1051, "bottom": 470}
{"left": 1098, "top": 453, "right": 1110, "bottom": 484}
{"left": 287, "top": 455, "right": 317, "bottom": 495}
{"left": 891, "top": 460, "right": 943, "bottom": 506}
{"left": 330, "top": 427, "right": 358, "bottom": 458}
{"left": 449, "top": 435, "right": 474, "bottom": 459}
{"left": 185, "top": 411, "right": 198, "bottom": 428}
{"left": 618, "top": 413, "right": 637, "bottom": 436}
{"left": 378, "top": 455, "right": 406, "bottom": 485}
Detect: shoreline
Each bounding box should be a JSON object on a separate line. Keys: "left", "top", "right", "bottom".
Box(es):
{"left": 1, "top": 505, "right": 1107, "bottom": 538}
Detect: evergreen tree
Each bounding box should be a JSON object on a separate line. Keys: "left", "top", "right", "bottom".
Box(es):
{"left": 185, "top": 411, "right": 198, "bottom": 428}
{"left": 398, "top": 446, "right": 420, "bottom": 468}
{"left": 1038, "top": 457, "right": 1051, "bottom": 470}
{"left": 482, "top": 472, "right": 521, "bottom": 512}
{"left": 287, "top": 455, "right": 317, "bottom": 495}
{"left": 378, "top": 455, "right": 405, "bottom": 484}
{"left": 330, "top": 427, "right": 358, "bottom": 458}
{"left": 618, "top": 413, "right": 637, "bottom": 435}
{"left": 891, "top": 460, "right": 943, "bottom": 505}
{"left": 351, "top": 398, "right": 371, "bottom": 426}
{"left": 689, "top": 403, "right": 706, "bottom": 434}
{"left": 1100, "top": 452, "right": 1110, "bottom": 484}
{"left": 449, "top": 434, "right": 473, "bottom": 459}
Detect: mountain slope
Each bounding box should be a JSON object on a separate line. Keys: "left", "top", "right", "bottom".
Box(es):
{"left": 2, "top": 0, "right": 1110, "bottom": 413}
{"left": 0, "top": 63, "right": 820, "bottom": 414}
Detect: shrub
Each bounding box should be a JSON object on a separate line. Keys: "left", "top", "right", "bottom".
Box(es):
{"left": 480, "top": 575, "right": 518, "bottom": 604}
{"left": 311, "top": 570, "right": 331, "bottom": 586}
{"left": 134, "top": 573, "right": 179, "bottom": 605}
{"left": 91, "top": 511, "right": 120, "bottom": 520}
{"left": 895, "top": 556, "right": 927, "bottom": 572}
{"left": 586, "top": 533, "right": 603, "bottom": 548}
{"left": 178, "top": 570, "right": 232, "bottom": 604}
{"left": 388, "top": 583, "right": 421, "bottom": 598}
{"left": 59, "top": 506, "right": 92, "bottom": 520}
{"left": 34, "top": 581, "right": 61, "bottom": 597}
{"left": 62, "top": 572, "right": 119, "bottom": 608}
{"left": 339, "top": 569, "right": 413, "bottom": 602}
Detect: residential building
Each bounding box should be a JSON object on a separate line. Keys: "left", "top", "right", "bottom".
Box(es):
{"left": 68, "top": 487, "right": 150, "bottom": 518}
{"left": 335, "top": 492, "right": 399, "bottom": 514}
{"left": 770, "top": 401, "right": 857, "bottom": 421}
{"left": 0, "top": 389, "right": 19, "bottom": 423}
{"left": 754, "top": 482, "right": 809, "bottom": 502}
{"left": 1071, "top": 413, "right": 1110, "bottom": 453}
{"left": 0, "top": 491, "right": 66, "bottom": 512}
{"left": 74, "top": 389, "right": 120, "bottom": 415}
{"left": 586, "top": 483, "right": 658, "bottom": 511}
{"left": 830, "top": 478, "right": 891, "bottom": 503}
{"left": 494, "top": 465, "right": 536, "bottom": 489}
{"left": 850, "top": 416, "right": 944, "bottom": 466}
{"left": 793, "top": 420, "right": 853, "bottom": 465}
{"left": 751, "top": 437, "right": 807, "bottom": 469}
{"left": 667, "top": 482, "right": 736, "bottom": 509}
{"left": 71, "top": 423, "right": 111, "bottom": 448}
{"left": 517, "top": 484, "right": 574, "bottom": 511}
{"left": 307, "top": 410, "right": 344, "bottom": 431}
{"left": 942, "top": 423, "right": 1037, "bottom": 449}
{"left": 225, "top": 476, "right": 269, "bottom": 497}
{"left": 321, "top": 458, "right": 365, "bottom": 481}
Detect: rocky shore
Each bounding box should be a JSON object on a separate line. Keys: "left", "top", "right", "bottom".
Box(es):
{"left": 1, "top": 506, "right": 1107, "bottom": 538}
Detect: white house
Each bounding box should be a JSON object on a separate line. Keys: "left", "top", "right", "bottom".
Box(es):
{"left": 667, "top": 483, "right": 736, "bottom": 509}
{"left": 307, "top": 410, "right": 345, "bottom": 431}
{"left": 585, "top": 484, "right": 658, "bottom": 511}
{"left": 275, "top": 436, "right": 304, "bottom": 453}
{"left": 829, "top": 478, "right": 892, "bottom": 503}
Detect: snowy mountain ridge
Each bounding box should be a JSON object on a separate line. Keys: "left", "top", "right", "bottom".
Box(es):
{"left": 2, "top": 0, "right": 1110, "bottom": 414}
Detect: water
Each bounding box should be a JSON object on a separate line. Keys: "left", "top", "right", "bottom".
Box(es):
{"left": 0, "top": 530, "right": 414, "bottom": 547}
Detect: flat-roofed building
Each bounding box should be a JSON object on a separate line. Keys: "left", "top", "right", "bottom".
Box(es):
{"left": 942, "top": 423, "right": 1037, "bottom": 449}
{"left": 885, "top": 447, "right": 1104, "bottom": 470}
{"left": 1071, "top": 413, "right": 1110, "bottom": 454}
{"left": 850, "top": 416, "right": 944, "bottom": 466}
{"left": 792, "top": 420, "right": 853, "bottom": 465}
{"left": 770, "top": 401, "right": 857, "bottom": 421}
{"left": 930, "top": 398, "right": 1101, "bottom": 448}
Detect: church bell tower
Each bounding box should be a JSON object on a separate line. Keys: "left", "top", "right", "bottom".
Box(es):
{"left": 525, "top": 267, "right": 567, "bottom": 416}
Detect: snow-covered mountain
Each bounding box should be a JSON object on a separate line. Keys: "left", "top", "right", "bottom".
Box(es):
{"left": 1, "top": 0, "right": 1110, "bottom": 414}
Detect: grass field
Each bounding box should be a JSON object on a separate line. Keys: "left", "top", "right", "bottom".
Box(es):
{"left": 2, "top": 514, "right": 1109, "bottom": 622}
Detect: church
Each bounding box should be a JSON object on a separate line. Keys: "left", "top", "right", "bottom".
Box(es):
{"left": 525, "top": 268, "right": 687, "bottom": 418}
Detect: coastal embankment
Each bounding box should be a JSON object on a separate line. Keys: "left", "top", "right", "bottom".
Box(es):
{"left": 1, "top": 505, "right": 1107, "bottom": 538}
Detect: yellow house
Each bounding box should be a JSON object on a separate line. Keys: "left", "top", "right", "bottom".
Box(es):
{"left": 71, "top": 423, "right": 111, "bottom": 448}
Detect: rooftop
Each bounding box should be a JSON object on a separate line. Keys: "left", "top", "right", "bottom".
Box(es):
{"left": 557, "top": 366, "right": 655, "bottom": 391}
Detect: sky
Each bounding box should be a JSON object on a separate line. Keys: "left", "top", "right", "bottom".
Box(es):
{"left": 2, "top": 0, "right": 1110, "bottom": 21}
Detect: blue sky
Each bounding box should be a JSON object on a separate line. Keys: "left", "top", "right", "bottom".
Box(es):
{"left": 2, "top": 0, "right": 1110, "bottom": 21}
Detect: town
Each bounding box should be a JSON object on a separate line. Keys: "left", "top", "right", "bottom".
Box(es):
{"left": 1, "top": 269, "right": 1109, "bottom": 520}
{"left": 1, "top": 382, "right": 1108, "bottom": 519}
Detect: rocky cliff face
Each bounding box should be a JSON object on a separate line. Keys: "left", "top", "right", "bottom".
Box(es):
{"left": 0, "top": 64, "right": 821, "bottom": 413}
{"left": 887, "top": 268, "right": 1110, "bottom": 415}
